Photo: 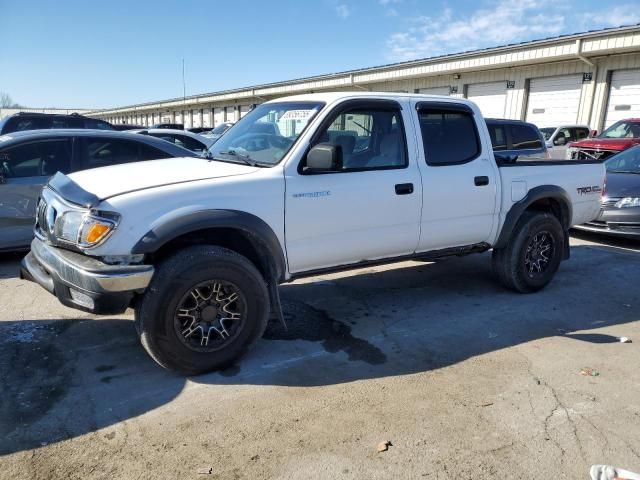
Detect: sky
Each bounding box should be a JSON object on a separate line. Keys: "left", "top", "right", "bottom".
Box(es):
{"left": 1, "top": 0, "right": 638, "bottom": 109}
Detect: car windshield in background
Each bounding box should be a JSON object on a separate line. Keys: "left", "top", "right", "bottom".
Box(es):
{"left": 211, "top": 123, "right": 231, "bottom": 134}
{"left": 605, "top": 145, "right": 640, "bottom": 173}
{"left": 539, "top": 128, "right": 555, "bottom": 140}
{"left": 208, "top": 101, "right": 324, "bottom": 166}
{"left": 599, "top": 120, "right": 640, "bottom": 139}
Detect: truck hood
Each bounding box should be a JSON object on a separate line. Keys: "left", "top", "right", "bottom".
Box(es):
{"left": 569, "top": 138, "right": 640, "bottom": 151}
{"left": 605, "top": 172, "right": 640, "bottom": 198}
{"left": 67, "top": 157, "right": 259, "bottom": 200}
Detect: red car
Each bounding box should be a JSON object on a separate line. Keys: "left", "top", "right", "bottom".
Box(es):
{"left": 567, "top": 119, "right": 640, "bottom": 161}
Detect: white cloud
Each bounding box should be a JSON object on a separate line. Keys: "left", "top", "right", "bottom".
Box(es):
{"left": 379, "top": 0, "right": 401, "bottom": 5}
{"left": 336, "top": 4, "right": 351, "bottom": 19}
{"left": 385, "top": 0, "right": 636, "bottom": 62}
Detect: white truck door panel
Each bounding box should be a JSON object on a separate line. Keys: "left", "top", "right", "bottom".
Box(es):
{"left": 285, "top": 169, "right": 422, "bottom": 272}
{"left": 285, "top": 101, "right": 422, "bottom": 273}
{"left": 414, "top": 101, "right": 499, "bottom": 251}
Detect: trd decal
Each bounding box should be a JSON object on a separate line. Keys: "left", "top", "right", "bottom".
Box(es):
{"left": 292, "top": 191, "right": 331, "bottom": 198}
{"left": 576, "top": 186, "right": 602, "bottom": 195}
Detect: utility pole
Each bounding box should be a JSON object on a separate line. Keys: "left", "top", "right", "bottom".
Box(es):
{"left": 182, "top": 59, "right": 186, "bottom": 102}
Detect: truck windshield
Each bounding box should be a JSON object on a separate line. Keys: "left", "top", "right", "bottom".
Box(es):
{"left": 539, "top": 128, "right": 555, "bottom": 141}
{"left": 599, "top": 120, "right": 640, "bottom": 139}
{"left": 208, "top": 101, "right": 324, "bottom": 166}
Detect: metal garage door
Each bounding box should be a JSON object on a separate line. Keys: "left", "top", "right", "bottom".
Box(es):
{"left": 183, "top": 110, "right": 191, "bottom": 128}
{"left": 225, "top": 106, "right": 236, "bottom": 122}
{"left": 240, "top": 105, "right": 251, "bottom": 118}
{"left": 192, "top": 109, "right": 202, "bottom": 128}
{"left": 526, "top": 75, "right": 582, "bottom": 128}
{"left": 202, "top": 109, "right": 212, "bottom": 128}
{"left": 175, "top": 111, "right": 182, "bottom": 125}
{"left": 416, "top": 86, "right": 450, "bottom": 96}
{"left": 467, "top": 82, "right": 507, "bottom": 118}
{"left": 214, "top": 108, "right": 224, "bottom": 126}
{"left": 605, "top": 69, "right": 640, "bottom": 128}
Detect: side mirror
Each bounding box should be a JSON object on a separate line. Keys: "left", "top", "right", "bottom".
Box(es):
{"left": 304, "top": 143, "right": 343, "bottom": 172}
{"left": 494, "top": 153, "right": 518, "bottom": 165}
{"left": 554, "top": 137, "right": 566, "bottom": 146}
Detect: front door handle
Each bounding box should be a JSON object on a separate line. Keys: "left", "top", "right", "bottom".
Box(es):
{"left": 474, "top": 176, "right": 489, "bottom": 186}
{"left": 395, "top": 183, "right": 414, "bottom": 195}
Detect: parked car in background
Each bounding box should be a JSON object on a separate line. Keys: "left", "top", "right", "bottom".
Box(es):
{"left": 112, "top": 124, "right": 146, "bottom": 131}
{"left": 485, "top": 119, "right": 549, "bottom": 162}
{"left": 566, "top": 119, "right": 640, "bottom": 161}
{"left": 574, "top": 144, "right": 640, "bottom": 238}
{"left": 187, "top": 127, "right": 213, "bottom": 134}
{"left": 538, "top": 125, "right": 590, "bottom": 159}
{"left": 130, "top": 128, "right": 215, "bottom": 155}
{"left": 151, "top": 123, "right": 184, "bottom": 130}
{"left": 0, "top": 129, "right": 198, "bottom": 251}
{"left": 0, "top": 112, "right": 114, "bottom": 135}
{"left": 201, "top": 122, "right": 235, "bottom": 142}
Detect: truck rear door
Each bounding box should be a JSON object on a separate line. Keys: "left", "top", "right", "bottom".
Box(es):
{"left": 414, "top": 101, "right": 500, "bottom": 251}
{"left": 285, "top": 99, "right": 422, "bottom": 273}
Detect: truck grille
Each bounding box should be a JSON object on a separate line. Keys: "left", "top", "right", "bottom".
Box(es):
{"left": 35, "top": 198, "right": 49, "bottom": 237}
{"left": 571, "top": 148, "right": 617, "bottom": 161}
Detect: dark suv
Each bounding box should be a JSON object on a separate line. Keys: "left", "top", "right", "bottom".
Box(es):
{"left": 0, "top": 112, "right": 114, "bottom": 135}
{"left": 485, "top": 119, "right": 549, "bottom": 163}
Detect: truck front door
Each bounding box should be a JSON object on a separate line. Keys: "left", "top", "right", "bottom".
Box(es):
{"left": 285, "top": 100, "right": 422, "bottom": 273}
{"left": 414, "top": 101, "right": 499, "bottom": 251}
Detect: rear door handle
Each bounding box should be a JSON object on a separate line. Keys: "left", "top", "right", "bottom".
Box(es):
{"left": 395, "top": 183, "right": 414, "bottom": 195}
{"left": 474, "top": 176, "right": 489, "bottom": 186}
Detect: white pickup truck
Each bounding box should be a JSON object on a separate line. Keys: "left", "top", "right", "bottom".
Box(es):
{"left": 21, "top": 92, "right": 605, "bottom": 375}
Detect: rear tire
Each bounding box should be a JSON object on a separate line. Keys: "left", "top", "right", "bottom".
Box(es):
{"left": 492, "top": 211, "right": 564, "bottom": 293}
{"left": 135, "top": 245, "right": 269, "bottom": 375}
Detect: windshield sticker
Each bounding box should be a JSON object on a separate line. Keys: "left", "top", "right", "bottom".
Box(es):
{"left": 280, "top": 110, "right": 315, "bottom": 120}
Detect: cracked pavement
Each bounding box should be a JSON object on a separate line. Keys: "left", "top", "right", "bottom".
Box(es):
{"left": 0, "top": 231, "right": 639, "bottom": 479}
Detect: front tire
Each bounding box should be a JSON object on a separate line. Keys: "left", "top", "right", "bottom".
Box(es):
{"left": 135, "top": 245, "right": 270, "bottom": 375}
{"left": 492, "top": 211, "right": 564, "bottom": 293}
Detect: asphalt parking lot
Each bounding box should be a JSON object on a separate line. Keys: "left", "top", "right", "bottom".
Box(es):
{"left": 1, "top": 232, "right": 639, "bottom": 480}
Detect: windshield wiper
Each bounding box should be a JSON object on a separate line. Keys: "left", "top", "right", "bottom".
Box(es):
{"left": 217, "top": 150, "right": 262, "bottom": 167}
{"left": 608, "top": 170, "right": 640, "bottom": 174}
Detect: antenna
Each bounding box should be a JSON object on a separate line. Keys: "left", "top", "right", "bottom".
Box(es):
{"left": 182, "top": 59, "right": 186, "bottom": 102}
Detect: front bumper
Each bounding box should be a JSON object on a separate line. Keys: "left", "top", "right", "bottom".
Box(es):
{"left": 20, "top": 238, "right": 154, "bottom": 314}
{"left": 574, "top": 207, "right": 640, "bottom": 238}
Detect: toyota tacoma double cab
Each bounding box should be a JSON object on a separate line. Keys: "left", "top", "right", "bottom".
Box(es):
{"left": 20, "top": 92, "right": 606, "bottom": 375}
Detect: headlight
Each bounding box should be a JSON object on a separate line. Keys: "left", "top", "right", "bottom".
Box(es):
{"left": 615, "top": 197, "right": 640, "bottom": 209}
{"left": 566, "top": 148, "right": 576, "bottom": 160}
{"left": 55, "top": 211, "right": 120, "bottom": 248}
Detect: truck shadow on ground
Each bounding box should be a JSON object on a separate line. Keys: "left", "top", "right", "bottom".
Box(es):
{"left": 1, "top": 243, "right": 638, "bottom": 456}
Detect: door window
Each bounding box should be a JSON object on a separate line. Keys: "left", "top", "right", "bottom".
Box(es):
{"left": 487, "top": 124, "right": 507, "bottom": 151}
{"left": 4, "top": 116, "right": 49, "bottom": 133}
{"left": 139, "top": 144, "right": 173, "bottom": 161}
{"left": 51, "top": 116, "right": 83, "bottom": 129}
{"left": 84, "top": 138, "right": 140, "bottom": 168}
{"left": 164, "top": 134, "right": 206, "bottom": 153}
{"left": 510, "top": 124, "right": 542, "bottom": 150}
{"left": 306, "top": 108, "right": 407, "bottom": 171}
{"left": 553, "top": 128, "right": 574, "bottom": 145}
{"left": 574, "top": 128, "right": 590, "bottom": 140}
{"left": 418, "top": 109, "right": 480, "bottom": 165}
{"left": 0, "top": 140, "right": 72, "bottom": 178}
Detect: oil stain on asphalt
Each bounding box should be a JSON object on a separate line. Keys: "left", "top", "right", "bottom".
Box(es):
{"left": 263, "top": 300, "right": 386, "bottom": 365}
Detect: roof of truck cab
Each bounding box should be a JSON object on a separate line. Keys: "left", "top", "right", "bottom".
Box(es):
{"left": 263, "top": 91, "right": 478, "bottom": 106}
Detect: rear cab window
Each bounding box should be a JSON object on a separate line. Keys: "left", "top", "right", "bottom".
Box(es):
{"left": 417, "top": 105, "right": 481, "bottom": 165}
{"left": 510, "top": 124, "right": 542, "bottom": 150}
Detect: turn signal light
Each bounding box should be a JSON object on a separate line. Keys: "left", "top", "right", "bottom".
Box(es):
{"left": 86, "top": 223, "right": 111, "bottom": 243}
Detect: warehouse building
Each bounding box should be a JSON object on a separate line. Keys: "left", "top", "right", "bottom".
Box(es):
{"left": 91, "top": 24, "right": 640, "bottom": 133}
